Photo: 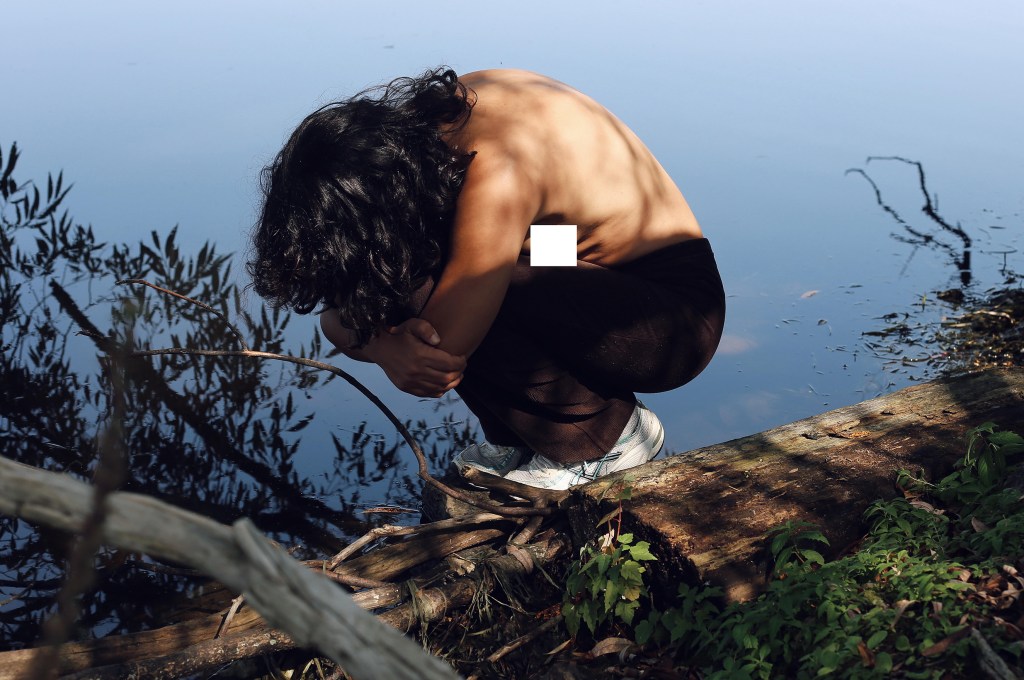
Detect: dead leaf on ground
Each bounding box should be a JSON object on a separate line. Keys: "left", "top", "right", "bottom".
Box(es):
{"left": 856, "top": 640, "right": 874, "bottom": 667}
{"left": 587, "top": 637, "right": 632, "bottom": 658}
{"left": 920, "top": 627, "right": 970, "bottom": 656}
{"left": 546, "top": 638, "right": 573, "bottom": 656}
{"left": 890, "top": 599, "right": 916, "bottom": 629}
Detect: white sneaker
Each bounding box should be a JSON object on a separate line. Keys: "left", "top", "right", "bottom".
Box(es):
{"left": 453, "top": 442, "right": 527, "bottom": 476}
{"left": 502, "top": 402, "right": 665, "bottom": 490}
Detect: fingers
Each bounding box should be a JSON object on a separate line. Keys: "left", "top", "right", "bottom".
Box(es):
{"left": 395, "top": 318, "right": 441, "bottom": 346}
{"left": 422, "top": 350, "right": 466, "bottom": 375}
{"left": 402, "top": 364, "right": 464, "bottom": 398}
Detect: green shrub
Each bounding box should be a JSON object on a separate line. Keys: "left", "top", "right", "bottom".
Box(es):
{"left": 562, "top": 423, "right": 1024, "bottom": 678}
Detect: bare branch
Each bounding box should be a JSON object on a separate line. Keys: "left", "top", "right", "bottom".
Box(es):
{"left": 117, "top": 278, "right": 250, "bottom": 350}
{"left": 27, "top": 337, "right": 129, "bottom": 679}
{"left": 130, "top": 344, "right": 555, "bottom": 517}
{"left": 0, "top": 455, "right": 460, "bottom": 680}
{"left": 327, "top": 512, "right": 509, "bottom": 568}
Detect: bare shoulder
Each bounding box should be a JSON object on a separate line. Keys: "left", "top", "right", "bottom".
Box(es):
{"left": 452, "top": 68, "right": 702, "bottom": 264}
{"left": 459, "top": 68, "right": 573, "bottom": 91}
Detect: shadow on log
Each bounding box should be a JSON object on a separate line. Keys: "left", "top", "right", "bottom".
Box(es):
{"left": 569, "top": 367, "right": 1024, "bottom": 602}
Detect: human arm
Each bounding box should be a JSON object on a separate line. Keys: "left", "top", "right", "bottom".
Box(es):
{"left": 319, "top": 310, "right": 466, "bottom": 397}
{"left": 417, "top": 158, "right": 539, "bottom": 357}
{"left": 319, "top": 310, "right": 374, "bottom": 363}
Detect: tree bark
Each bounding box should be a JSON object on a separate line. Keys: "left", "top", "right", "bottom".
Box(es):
{"left": 0, "top": 535, "right": 569, "bottom": 679}
{"left": 0, "top": 455, "right": 459, "bottom": 680}
{"left": 569, "top": 367, "right": 1024, "bottom": 602}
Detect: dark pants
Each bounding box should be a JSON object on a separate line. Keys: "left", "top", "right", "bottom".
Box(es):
{"left": 413, "top": 238, "right": 725, "bottom": 465}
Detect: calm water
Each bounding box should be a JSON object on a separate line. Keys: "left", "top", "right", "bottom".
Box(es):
{"left": 2, "top": 0, "right": 1023, "bottom": 647}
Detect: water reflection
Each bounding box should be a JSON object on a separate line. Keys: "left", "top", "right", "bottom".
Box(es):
{"left": 2, "top": 142, "right": 1017, "bottom": 651}
{"left": 847, "top": 156, "right": 975, "bottom": 286}
{"left": 849, "top": 156, "right": 1021, "bottom": 379}
{"left": 0, "top": 144, "right": 475, "bottom": 649}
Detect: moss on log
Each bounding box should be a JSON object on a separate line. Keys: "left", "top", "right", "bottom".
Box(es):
{"left": 569, "top": 367, "right": 1024, "bottom": 602}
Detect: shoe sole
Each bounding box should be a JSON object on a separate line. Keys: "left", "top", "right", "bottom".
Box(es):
{"left": 501, "top": 407, "right": 666, "bottom": 490}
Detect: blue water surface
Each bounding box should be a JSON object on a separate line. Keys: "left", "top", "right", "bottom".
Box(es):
{"left": 4, "top": 0, "right": 1023, "bottom": 497}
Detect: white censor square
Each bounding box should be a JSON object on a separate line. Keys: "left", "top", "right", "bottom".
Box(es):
{"left": 529, "top": 224, "right": 577, "bottom": 267}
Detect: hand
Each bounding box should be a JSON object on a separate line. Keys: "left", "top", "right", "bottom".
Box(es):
{"left": 365, "top": 318, "right": 466, "bottom": 397}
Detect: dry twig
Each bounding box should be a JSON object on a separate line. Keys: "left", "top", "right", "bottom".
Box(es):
{"left": 0, "top": 455, "right": 459, "bottom": 680}
{"left": 115, "top": 278, "right": 556, "bottom": 518}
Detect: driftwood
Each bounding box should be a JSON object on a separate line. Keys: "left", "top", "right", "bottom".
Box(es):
{"left": 0, "top": 278, "right": 568, "bottom": 679}
{"left": 0, "top": 533, "right": 569, "bottom": 679}
{"left": 0, "top": 455, "right": 459, "bottom": 680}
{"left": 343, "top": 526, "right": 510, "bottom": 581}
{"left": 0, "top": 607, "right": 265, "bottom": 679}
{"left": 570, "top": 366, "right": 1024, "bottom": 602}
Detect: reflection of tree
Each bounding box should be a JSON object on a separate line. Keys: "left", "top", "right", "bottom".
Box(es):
{"left": 0, "top": 143, "right": 476, "bottom": 649}
{"left": 849, "top": 156, "right": 1022, "bottom": 380}
{"left": 847, "top": 156, "right": 973, "bottom": 285}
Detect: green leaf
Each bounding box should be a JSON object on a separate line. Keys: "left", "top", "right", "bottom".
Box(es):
{"left": 590, "top": 576, "right": 603, "bottom": 599}
{"left": 628, "top": 541, "right": 657, "bottom": 561}
{"left": 634, "top": 619, "right": 654, "bottom": 645}
{"left": 989, "top": 431, "right": 1023, "bottom": 448}
{"left": 801, "top": 549, "right": 825, "bottom": 566}
{"left": 796, "top": 530, "right": 830, "bottom": 546}
{"left": 563, "top": 603, "right": 581, "bottom": 636}
{"left": 774, "top": 547, "right": 795, "bottom": 569}
{"left": 866, "top": 629, "right": 887, "bottom": 649}
{"left": 620, "top": 560, "right": 646, "bottom": 584}
{"left": 616, "top": 598, "right": 640, "bottom": 625}
{"left": 581, "top": 601, "right": 599, "bottom": 633}
{"left": 618, "top": 533, "right": 634, "bottom": 545}
{"left": 604, "top": 578, "right": 621, "bottom": 612}
{"left": 875, "top": 651, "right": 893, "bottom": 673}
{"left": 771, "top": 531, "right": 790, "bottom": 558}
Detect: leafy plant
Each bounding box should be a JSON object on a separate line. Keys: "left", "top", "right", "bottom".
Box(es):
{"left": 561, "top": 423, "right": 1024, "bottom": 678}
{"left": 562, "top": 486, "right": 657, "bottom": 638}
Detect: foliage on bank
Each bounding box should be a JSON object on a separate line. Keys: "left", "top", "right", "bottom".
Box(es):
{"left": 563, "top": 423, "right": 1024, "bottom": 678}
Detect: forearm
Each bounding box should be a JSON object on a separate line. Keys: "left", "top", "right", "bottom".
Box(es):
{"left": 319, "top": 310, "right": 374, "bottom": 363}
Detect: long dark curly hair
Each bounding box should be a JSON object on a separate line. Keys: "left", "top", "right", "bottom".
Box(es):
{"left": 247, "top": 67, "right": 475, "bottom": 346}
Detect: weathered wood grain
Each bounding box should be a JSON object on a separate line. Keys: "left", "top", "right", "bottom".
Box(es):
{"left": 0, "top": 456, "right": 459, "bottom": 680}
{"left": 570, "top": 367, "right": 1024, "bottom": 602}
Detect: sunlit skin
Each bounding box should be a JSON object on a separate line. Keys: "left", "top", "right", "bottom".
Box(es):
{"left": 321, "top": 69, "right": 703, "bottom": 397}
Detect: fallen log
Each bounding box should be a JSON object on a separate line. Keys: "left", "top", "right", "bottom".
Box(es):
{"left": 0, "top": 607, "right": 263, "bottom": 679}
{"left": 569, "top": 367, "right": 1024, "bottom": 602}
{"left": 0, "top": 455, "right": 459, "bottom": 680}
{"left": 0, "top": 534, "right": 569, "bottom": 679}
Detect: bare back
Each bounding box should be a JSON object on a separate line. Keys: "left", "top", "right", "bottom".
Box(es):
{"left": 445, "top": 69, "right": 702, "bottom": 266}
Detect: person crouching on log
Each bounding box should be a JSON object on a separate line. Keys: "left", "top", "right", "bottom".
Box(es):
{"left": 248, "top": 67, "right": 726, "bottom": 490}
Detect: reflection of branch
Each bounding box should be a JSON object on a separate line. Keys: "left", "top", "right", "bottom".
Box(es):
{"left": 28, "top": 340, "right": 129, "bottom": 678}
{"left": 847, "top": 156, "right": 973, "bottom": 284}
{"left": 116, "top": 278, "right": 250, "bottom": 350}
{"left": 116, "top": 279, "right": 555, "bottom": 518}
{"left": 131, "top": 345, "right": 554, "bottom": 518}
{"left": 866, "top": 156, "right": 971, "bottom": 247}
{"left": 48, "top": 280, "right": 354, "bottom": 549}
